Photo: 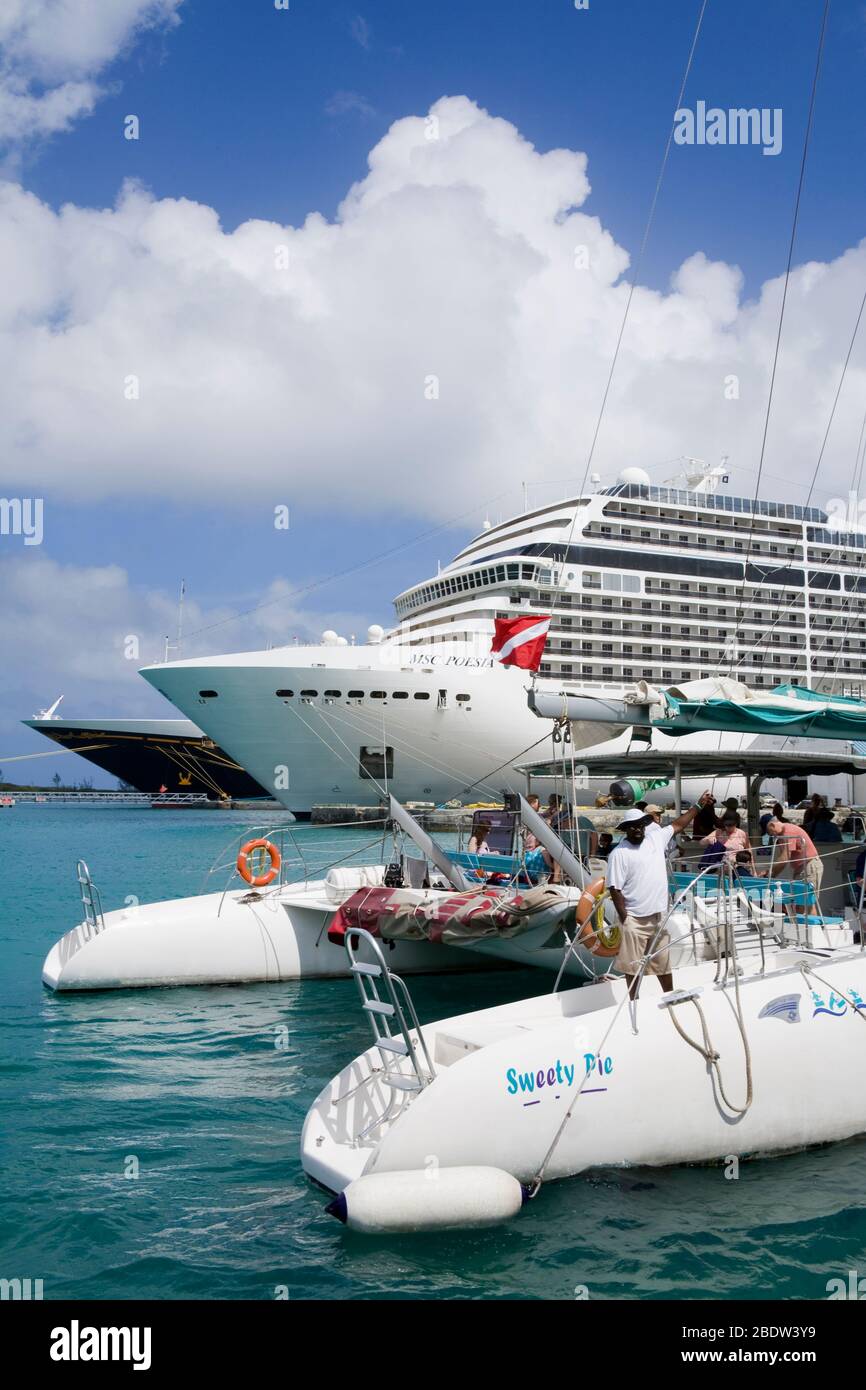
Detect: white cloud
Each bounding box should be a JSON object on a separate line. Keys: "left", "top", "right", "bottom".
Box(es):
{"left": 324, "top": 89, "right": 376, "bottom": 119}
{"left": 0, "top": 0, "right": 183, "bottom": 143}
{"left": 350, "top": 15, "right": 371, "bottom": 51}
{"left": 0, "top": 552, "right": 373, "bottom": 751}
{"left": 0, "top": 95, "right": 865, "bottom": 519}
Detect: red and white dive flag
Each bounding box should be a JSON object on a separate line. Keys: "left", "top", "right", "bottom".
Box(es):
{"left": 490, "top": 615, "right": 551, "bottom": 671}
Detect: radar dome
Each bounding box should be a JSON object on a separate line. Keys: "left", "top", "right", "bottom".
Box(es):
{"left": 617, "top": 467, "right": 651, "bottom": 487}
{"left": 321, "top": 630, "right": 339, "bottom": 645}
{"left": 367, "top": 624, "right": 384, "bottom": 644}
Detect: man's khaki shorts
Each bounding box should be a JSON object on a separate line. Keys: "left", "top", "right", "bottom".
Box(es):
{"left": 617, "top": 911, "right": 670, "bottom": 975}
{"left": 801, "top": 856, "right": 824, "bottom": 901}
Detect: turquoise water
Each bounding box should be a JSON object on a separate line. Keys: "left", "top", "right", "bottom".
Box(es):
{"left": 1, "top": 803, "right": 865, "bottom": 1300}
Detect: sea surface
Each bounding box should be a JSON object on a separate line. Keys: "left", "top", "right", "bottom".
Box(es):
{"left": 1, "top": 802, "right": 865, "bottom": 1301}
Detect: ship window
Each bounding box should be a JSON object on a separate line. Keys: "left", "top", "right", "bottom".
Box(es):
{"left": 275, "top": 689, "right": 294, "bottom": 697}
{"left": 348, "top": 690, "right": 364, "bottom": 698}
{"left": 300, "top": 689, "right": 318, "bottom": 697}
{"left": 456, "top": 693, "right": 470, "bottom": 702}
{"left": 414, "top": 692, "right": 430, "bottom": 700}
{"left": 198, "top": 690, "right": 218, "bottom": 698}
{"left": 359, "top": 746, "right": 394, "bottom": 780}
{"left": 370, "top": 691, "right": 386, "bottom": 699}
{"left": 324, "top": 689, "right": 341, "bottom": 698}
{"left": 392, "top": 691, "right": 409, "bottom": 699}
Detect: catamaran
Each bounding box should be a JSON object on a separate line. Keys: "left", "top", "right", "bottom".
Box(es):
{"left": 41, "top": 678, "right": 866, "bottom": 992}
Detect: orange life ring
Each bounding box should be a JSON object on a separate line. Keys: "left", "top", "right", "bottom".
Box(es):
{"left": 575, "top": 877, "right": 621, "bottom": 956}
{"left": 237, "top": 838, "right": 281, "bottom": 887}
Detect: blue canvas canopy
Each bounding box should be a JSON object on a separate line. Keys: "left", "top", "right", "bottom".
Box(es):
{"left": 652, "top": 683, "right": 866, "bottom": 741}
{"left": 528, "top": 680, "right": 866, "bottom": 743}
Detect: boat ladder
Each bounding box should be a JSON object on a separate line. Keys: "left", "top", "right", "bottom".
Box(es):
{"left": 76, "top": 859, "right": 105, "bottom": 938}
{"left": 345, "top": 928, "right": 435, "bottom": 1093}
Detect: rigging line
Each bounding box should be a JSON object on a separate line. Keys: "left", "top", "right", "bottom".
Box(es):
{"left": 0, "top": 745, "right": 115, "bottom": 762}
{"left": 732, "top": 529, "right": 865, "bottom": 682}
{"left": 452, "top": 729, "right": 558, "bottom": 800}
{"left": 577, "top": 0, "right": 709, "bottom": 487}
{"left": 315, "top": 701, "right": 505, "bottom": 803}
{"left": 727, "top": 0, "right": 832, "bottom": 669}
{"left": 315, "top": 694, "right": 517, "bottom": 792}
{"left": 286, "top": 700, "right": 390, "bottom": 801}
{"left": 855, "top": 402, "right": 866, "bottom": 495}
{"left": 156, "top": 744, "right": 227, "bottom": 798}
{"left": 542, "top": 0, "right": 710, "bottom": 626}
{"left": 731, "top": 315, "right": 866, "bottom": 678}
{"left": 730, "top": 288, "right": 866, "bottom": 676}
{"left": 179, "top": 487, "right": 516, "bottom": 644}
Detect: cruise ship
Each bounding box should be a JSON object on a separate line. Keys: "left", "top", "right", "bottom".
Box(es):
{"left": 139, "top": 462, "right": 866, "bottom": 815}
{"left": 23, "top": 708, "right": 267, "bottom": 799}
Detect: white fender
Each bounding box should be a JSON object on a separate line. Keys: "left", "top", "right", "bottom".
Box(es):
{"left": 326, "top": 1166, "right": 528, "bottom": 1233}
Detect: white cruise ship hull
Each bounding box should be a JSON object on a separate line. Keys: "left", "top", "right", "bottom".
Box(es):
{"left": 140, "top": 645, "right": 632, "bottom": 814}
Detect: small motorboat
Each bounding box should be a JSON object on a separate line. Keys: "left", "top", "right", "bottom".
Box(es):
{"left": 302, "top": 898, "right": 865, "bottom": 1232}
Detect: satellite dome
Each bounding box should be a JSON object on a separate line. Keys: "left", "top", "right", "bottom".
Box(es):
{"left": 367, "top": 624, "right": 384, "bottom": 644}
{"left": 617, "top": 467, "right": 651, "bottom": 487}
{"left": 321, "top": 630, "right": 339, "bottom": 645}
{"left": 336, "top": 635, "right": 349, "bottom": 646}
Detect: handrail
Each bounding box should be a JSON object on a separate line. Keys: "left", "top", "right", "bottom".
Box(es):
{"left": 76, "top": 859, "right": 105, "bottom": 938}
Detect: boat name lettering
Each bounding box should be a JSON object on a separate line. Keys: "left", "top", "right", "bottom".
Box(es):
{"left": 505, "top": 1053, "right": 613, "bottom": 1096}
{"left": 506, "top": 1060, "right": 575, "bottom": 1095}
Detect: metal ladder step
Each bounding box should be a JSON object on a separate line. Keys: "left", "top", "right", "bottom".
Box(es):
{"left": 386, "top": 1074, "right": 426, "bottom": 1092}
{"left": 345, "top": 928, "right": 436, "bottom": 1094}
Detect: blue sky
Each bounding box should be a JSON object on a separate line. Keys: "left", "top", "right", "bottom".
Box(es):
{"left": 2, "top": 0, "right": 866, "bottom": 780}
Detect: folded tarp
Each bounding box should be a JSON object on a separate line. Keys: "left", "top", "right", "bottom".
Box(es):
{"left": 328, "top": 883, "right": 572, "bottom": 946}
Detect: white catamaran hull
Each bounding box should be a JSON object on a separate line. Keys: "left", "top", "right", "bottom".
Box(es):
{"left": 41, "top": 878, "right": 477, "bottom": 991}
{"left": 302, "top": 949, "right": 866, "bottom": 1193}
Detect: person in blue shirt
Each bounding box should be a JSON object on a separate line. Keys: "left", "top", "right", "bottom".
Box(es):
{"left": 811, "top": 808, "right": 842, "bottom": 843}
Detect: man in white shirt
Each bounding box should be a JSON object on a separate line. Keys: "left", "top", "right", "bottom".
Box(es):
{"left": 607, "top": 792, "right": 714, "bottom": 996}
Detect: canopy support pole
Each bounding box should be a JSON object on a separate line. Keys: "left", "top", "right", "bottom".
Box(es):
{"left": 674, "top": 757, "right": 682, "bottom": 817}
{"left": 747, "top": 773, "right": 763, "bottom": 842}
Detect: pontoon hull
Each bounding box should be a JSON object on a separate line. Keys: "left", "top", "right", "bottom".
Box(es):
{"left": 41, "top": 883, "right": 475, "bottom": 991}
{"left": 302, "top": 950, "right": 866, "bottom": 1191}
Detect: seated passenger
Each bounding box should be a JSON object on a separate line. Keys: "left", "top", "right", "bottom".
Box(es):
{"left": 597, "top": 832, "right": 614, "bottom": 860}
{"left": 732, "top": 849, "right": 754, "bottom": 881}
{"left": 811, "top": 807, "right": 842, "bottom": 843}
{"left": 701, "top": 812, "right": 754, "bottom": 871}
{"left": 467, "top": 821, "right": 492, "bottom": 857}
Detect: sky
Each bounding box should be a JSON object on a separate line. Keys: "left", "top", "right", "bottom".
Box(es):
{"left": 2, "top": 0, "right": 866, "bottom": 783}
